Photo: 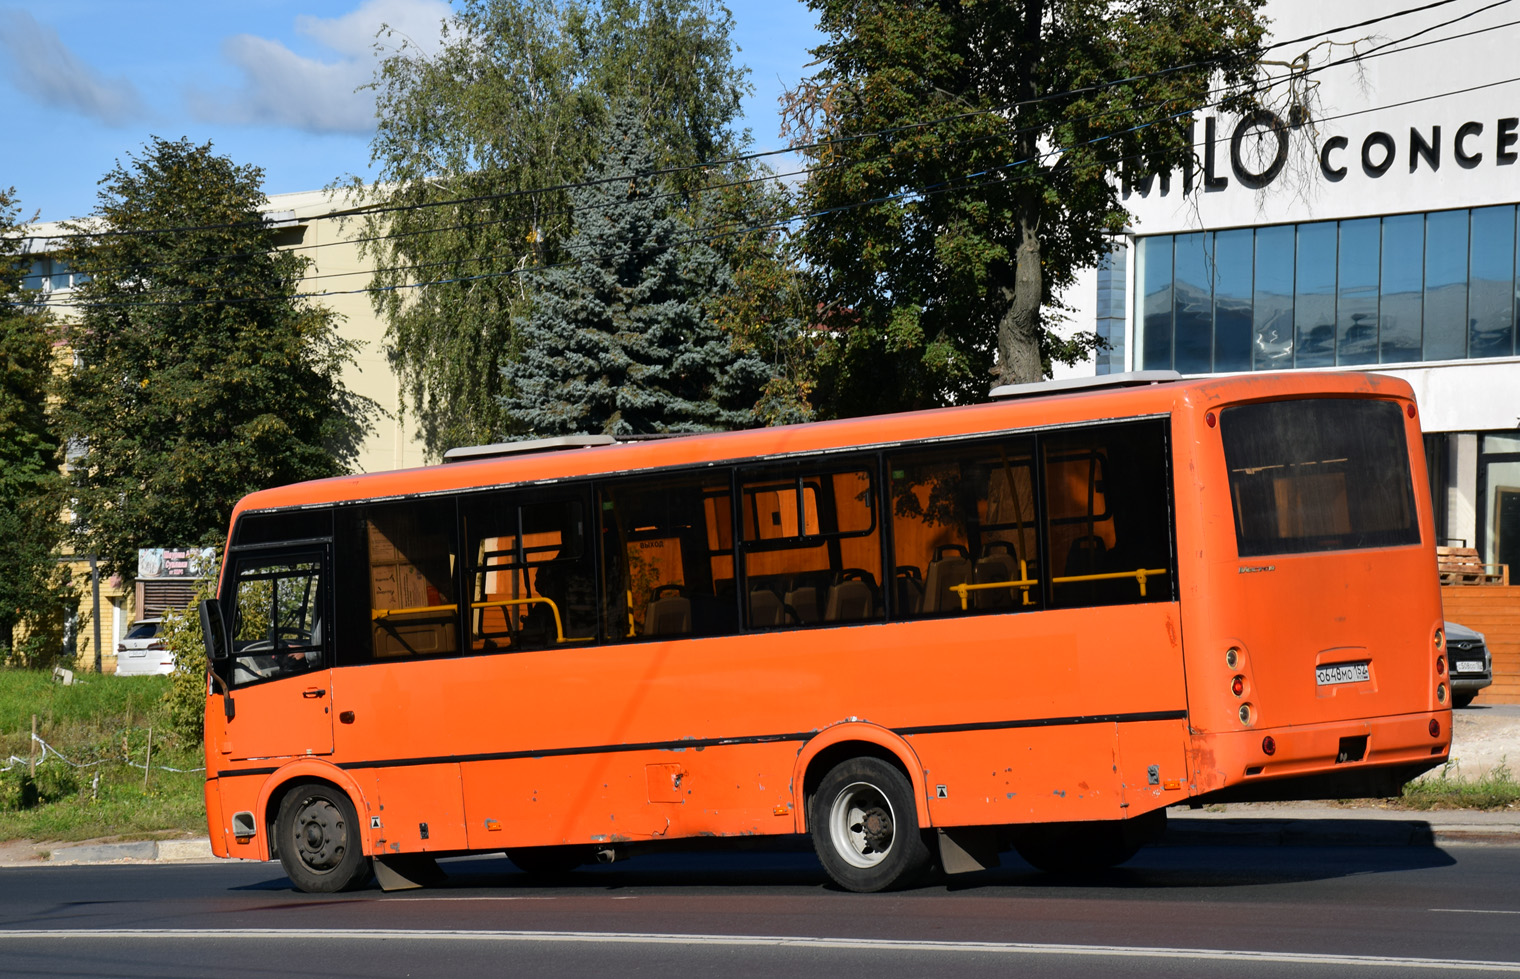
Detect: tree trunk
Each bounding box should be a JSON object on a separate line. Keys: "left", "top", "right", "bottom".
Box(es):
{"left": 996, "top": 0, "right": 1046, "bottom": 390}
{"left": 997, "top": 198, "right": 1043, "bottom": 387}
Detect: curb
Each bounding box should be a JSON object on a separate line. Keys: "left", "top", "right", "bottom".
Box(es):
{"left": 1, "top": 838, "right": 219, "bottom": 867}
{"left": 1163, "top": 816, "right": 1520, "bottom": 848}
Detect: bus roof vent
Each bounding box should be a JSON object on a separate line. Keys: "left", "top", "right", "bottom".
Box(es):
{"left": 442, "top": 434, "right": 617, "bottom": 463}
{"left": 988, "top": 370, "right": 1182, "bottom": 401}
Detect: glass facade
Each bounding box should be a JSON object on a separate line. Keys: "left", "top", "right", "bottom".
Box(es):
{"left": 1135, "top": 206, "right": 1520, "bottom": 371}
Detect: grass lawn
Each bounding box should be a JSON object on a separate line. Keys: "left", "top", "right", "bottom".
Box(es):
{"left": 0, "top": 668, "right": 205, "bottom": 842}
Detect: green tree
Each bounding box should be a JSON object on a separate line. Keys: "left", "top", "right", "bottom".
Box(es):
{"left": 358, "top": 0, "right": 753, "bottom": 455}
{"left": 55, "top": 137, "right": 372, "bottom": 581}
{"left": 499, "top": 102, "right": 770, "bottom": 435}
{"left": 786, "top": 0, "right": 1266, "bottom": 415}
{"left": 0, "top": 188, "right": 75, "bottom": 665}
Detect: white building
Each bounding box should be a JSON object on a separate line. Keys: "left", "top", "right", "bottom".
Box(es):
{"left": 1064, "top": 0, "right": 1520, "bottom": 576}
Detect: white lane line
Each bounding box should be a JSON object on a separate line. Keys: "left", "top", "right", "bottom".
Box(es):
{"left": 0, "top": 930, "right": 1517, "bottom": 971}
{"left": 1431, "top": 909, "right": 1520, "bottom": 915}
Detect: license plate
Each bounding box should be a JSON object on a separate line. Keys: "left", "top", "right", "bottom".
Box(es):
{"left": 1455, "top": 661, "right": 1484, "bottom": 674}
{"left": 1316, "top": 662, "right": 1370, "bottom": 685}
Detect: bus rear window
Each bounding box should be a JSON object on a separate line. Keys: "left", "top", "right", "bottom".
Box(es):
{"left": 1221, "top": 399, "right": 1419, "bottom": 556}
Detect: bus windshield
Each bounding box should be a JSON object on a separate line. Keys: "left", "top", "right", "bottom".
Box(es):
{"left": 1221, "top": 398, "right": 1420, "bottom": 557}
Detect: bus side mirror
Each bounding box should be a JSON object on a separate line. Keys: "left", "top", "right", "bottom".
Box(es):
{"left": 199, "top": 599, "right": 229, "bottom": 662}
{"left": 199, "top": 599, "right": 235, "bottom": 721}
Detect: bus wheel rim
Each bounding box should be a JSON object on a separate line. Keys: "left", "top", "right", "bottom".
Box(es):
{"left": 294, "top": 798, "right": 346, "bottom": 872}
{"left": 828, "top": 781, "right": 895, "bottom": 869}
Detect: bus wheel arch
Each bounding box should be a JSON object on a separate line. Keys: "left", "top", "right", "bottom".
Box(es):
{"left": 794, "top": 727, "right": 931, "bottom": 834}
{"left": 255, "top": 762, "right": 371, "bottom": 863}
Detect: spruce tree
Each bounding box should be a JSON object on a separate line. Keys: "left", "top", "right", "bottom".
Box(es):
{"left": 499, "top": 102, "right": 769, "bottom": 437}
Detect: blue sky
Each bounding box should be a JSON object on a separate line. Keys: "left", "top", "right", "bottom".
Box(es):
{"left": 0, "top": 0, "right": 823, "bottom": 223}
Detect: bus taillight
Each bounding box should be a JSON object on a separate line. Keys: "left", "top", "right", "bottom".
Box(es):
{"left": 1238, "top": 704, "right": 1254, "bottom": 725}
{"left": 1231, "top": 675, "right": 1245, "bottom": 697}
{"left": 1435, "top": 656, "right": 1445, "bottom": 675}
{"left": 1261, "top": 736, "right": 1276, "bottom": 756}
{"left": 1429, "top": 719, "right": 1441, "bottom": 738}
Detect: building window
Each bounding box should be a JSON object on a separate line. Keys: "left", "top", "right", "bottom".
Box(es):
{"left": 1134, "top": 205, "right": 1520, "bottom": 371}
{"left": 21, "top": 256, "right": 88, "bottom": 293}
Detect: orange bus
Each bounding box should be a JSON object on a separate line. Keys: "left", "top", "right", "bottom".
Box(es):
{"left": 199, "top": 370, "right": 1450, "bottom": 893}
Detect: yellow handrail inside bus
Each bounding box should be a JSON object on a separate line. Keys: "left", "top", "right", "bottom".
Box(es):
{"left": 1051, "top": 568, "right": 1168, "bottom": 597}
{"left": 471, "top": 597, "right": 594, "bottom": 644}
{"left": 373, "top": 598, "right": 592, "bottom": 644}
{"left": 371, "top": 602, "right": 458, "bottom": 619}
{"left": 951, "top": 559, "right": 1040, "bottom": 610}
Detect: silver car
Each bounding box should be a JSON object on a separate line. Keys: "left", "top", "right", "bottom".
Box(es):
{"left": 114, "top": 618, "right": 173, "bottom": 676}
{"left": 1446, "top": 620, "right": 1493, "bottom": 708}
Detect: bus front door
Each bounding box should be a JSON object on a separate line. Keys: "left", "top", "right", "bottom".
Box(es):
{"left": 221, "top": 548, "right": 336, "bottom": 761}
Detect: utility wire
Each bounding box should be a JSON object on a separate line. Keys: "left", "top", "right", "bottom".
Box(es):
{"left": 12, "top": 0, "right": 1497, "bottom": 246}
{"left": 35, "top": 3, "right": 1518, "bottom": 289}
{"left": 31, "top": 67, "right": 1520, "bottom": 314}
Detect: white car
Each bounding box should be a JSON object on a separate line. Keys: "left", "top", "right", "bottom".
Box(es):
{"left": 115, "top": 618, "right": 173, "bottom": 676}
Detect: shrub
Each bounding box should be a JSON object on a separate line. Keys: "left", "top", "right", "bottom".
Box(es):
{"left": 163, "top": 575, "right": 217, "bottom": 744}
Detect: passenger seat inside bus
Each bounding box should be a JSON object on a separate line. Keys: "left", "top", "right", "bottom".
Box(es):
{"left": 824, "top": 569, "right": 876, "bottom": 622}
{"left": 643, "top": 585, "right": 692, "bottom": 636}
{"left": 973, "top": 541, "right": 1019, "bottom": 609}
{"left": 922, "top": 544, "right": 971, "bottom": 613}
{"left": 784, "top": 572, "right": 830, "bottom": 624}
{"left": 748, "top": 584, "right": 789, "bottom": 627}
{"left": 893, "top": 566, "right": 924, "bottom": 616}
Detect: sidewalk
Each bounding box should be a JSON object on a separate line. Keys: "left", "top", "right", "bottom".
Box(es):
{"left": 1164, "top": 801, "right": 1520, "bottom": 847}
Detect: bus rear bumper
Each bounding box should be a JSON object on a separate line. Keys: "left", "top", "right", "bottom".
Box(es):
{"left": 1188, "top": 709, "right": 1450, "bottom": 804}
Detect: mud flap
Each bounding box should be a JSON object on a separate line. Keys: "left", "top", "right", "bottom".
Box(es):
{"left": 936, "top": 826, "right": 1001, "bottom": 875}
{"left": 373, "top": 853, "right": 447, "bottom": 891}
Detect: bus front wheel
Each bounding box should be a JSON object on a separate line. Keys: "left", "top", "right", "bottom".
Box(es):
{"left": 275, "top": 781, "right": 372, "bottom": 893}
{"left": 810, "top": 757, "right": 930, "bottom": 892}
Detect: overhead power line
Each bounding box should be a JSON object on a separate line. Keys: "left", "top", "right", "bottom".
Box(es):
{"left": 12, "top": 0, "right": 1499, "bottom": 247}
{"left": 30, "top": 0, "right": 1519, "bottom": 291}
{"left": 28, "top": 65, "right": 1520, "bottom": 315}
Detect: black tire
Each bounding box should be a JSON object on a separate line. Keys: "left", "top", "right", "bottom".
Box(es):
{"left": 509, "top": 845, "right": 586, "bottom": 876}
{"left": 275, "top": 781, "right": 372, "bottom": 893}
{"left": 1012, "top": 810, "right": 1164, "bottom": 874}
{"left": 1452, "top": 693, "right": 1476, "bottom": 709}
{"left": 809, "top": 757, "right": 930, "bottom": 892}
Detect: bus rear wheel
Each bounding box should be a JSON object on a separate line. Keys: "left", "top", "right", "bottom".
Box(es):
{"left": 275, "top": 781, "right": 372, "bottom": 893}
{"left": 810, "top": 757, "right": 930, "bottom": 892}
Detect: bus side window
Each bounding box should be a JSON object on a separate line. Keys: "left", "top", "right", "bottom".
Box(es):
{"left": 737, "top": 464, "right": 883, "bottom": 628}
{"left": 1044, "top": 421, "right": 1174, "bottom": 608}
{"left": 460, "top": 490, "right": 597, "bottom": 652}
{"left": 342, "top": 499, "right": 460, "bottom": 661}
{"left": 228, "top": 552, "right": 325, "bottom": 686}
{"left": 888, "top": 438, "right": 1040, "bottom": 617}
{"left": 599, "top": 473, "right": 740, "bottom": 641}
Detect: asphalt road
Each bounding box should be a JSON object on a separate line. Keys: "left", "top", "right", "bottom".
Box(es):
{"left": 3, "top": 842, "right": 1520, "bottom": 978}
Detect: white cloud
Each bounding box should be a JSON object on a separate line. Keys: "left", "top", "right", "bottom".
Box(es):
{"left": 0, "top": 8, "right": 147, "bottom": 125}
{"left": 188, "top": 0, "right": 451, "bottom": 135}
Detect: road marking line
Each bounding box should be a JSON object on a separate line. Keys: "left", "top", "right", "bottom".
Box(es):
{"left": 1431, "top": 909, "right": 1520, "bottom": 915}
{"left": 0, "top": 930, "right": 1517, "bottom": 971}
